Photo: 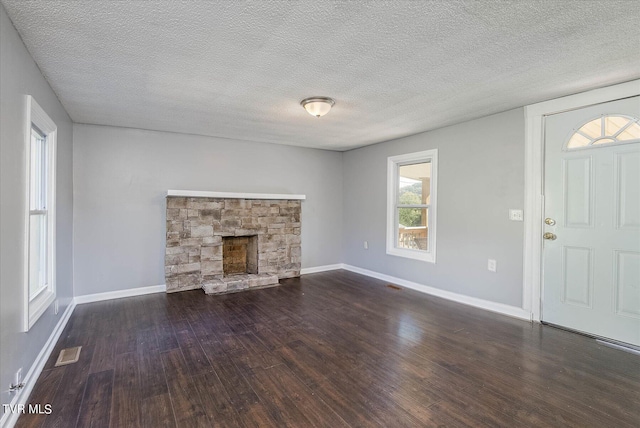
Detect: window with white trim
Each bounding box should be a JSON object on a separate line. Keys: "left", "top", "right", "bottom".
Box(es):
{"left": 24, "top": 96, "right": 57, "bottom": 330}
{"left": 387, "top": 149, "right": 438, "bottom": 262}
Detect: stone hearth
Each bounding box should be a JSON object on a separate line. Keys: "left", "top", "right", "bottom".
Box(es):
{"left": 165, "top": 194, "right": 302, "bottom": 294}
{"left": 202, "top": 273, "right": 279, "bottom": 295}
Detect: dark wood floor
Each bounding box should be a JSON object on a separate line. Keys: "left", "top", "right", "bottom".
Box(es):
{"left": 16, "top": 270, "right": 640, "bottom": 427}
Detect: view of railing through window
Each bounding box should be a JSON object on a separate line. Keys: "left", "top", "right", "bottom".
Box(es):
{"left": 397, "top": 162, "right": 430, "bottom": 251}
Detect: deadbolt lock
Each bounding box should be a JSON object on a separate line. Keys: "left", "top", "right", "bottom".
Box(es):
{"left": 545, "top": 218, "right": 556, "bottom": 226}
{"left": 543, "top": 232, "right": 557, "bottom": 240}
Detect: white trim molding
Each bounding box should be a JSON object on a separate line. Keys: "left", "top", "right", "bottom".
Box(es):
{"left": 74, "top": 284, "right": 166, "bottom": 305}
{"left": 386, "top": 149, "right": 438, "bottom": 263}
{"left": 300, "top": 264, "right": 343, "bottom": 275}
{"left": 23, "top": 96, "right": 58, "bottom": 331}
{"left": 341, "top": 264, "right": 530, "bottom": 320}
{"left": 523, "top": 79, "right": 640, "bottom": 322}
{"left": 167, "top": 190, "right": 306, "bottom": 200}
{"left": 1, "top": 300, "right": 75, "bottom": 428}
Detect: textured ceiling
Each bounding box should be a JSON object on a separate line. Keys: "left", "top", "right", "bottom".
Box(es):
{"left": 3, "top": 1, "right": 639, "bottom": 151}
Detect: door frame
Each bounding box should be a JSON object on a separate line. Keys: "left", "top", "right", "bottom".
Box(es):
{"left": 523, "top": 79, "right": 640, "bottom": 322}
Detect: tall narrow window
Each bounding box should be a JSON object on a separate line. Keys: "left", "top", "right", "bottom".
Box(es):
{"left": 387, "top": 149, "right": 438, "bottom": 262}
{"left": 29, "top": 126, "right": 49, "bottom": 299}
{"left": 24, "top": 96, "right": 57, "bottom": 330}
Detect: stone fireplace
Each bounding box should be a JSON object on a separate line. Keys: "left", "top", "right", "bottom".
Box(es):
{"left": 164, "top": 191, "right": 304, "bottom": 295}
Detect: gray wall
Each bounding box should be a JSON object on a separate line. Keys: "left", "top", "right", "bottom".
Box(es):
{"left": 72, "top": 124, "right": 343, "bottom": 296}
{"left": 342, "top": 108, "right": 525, "bottom": 307}
{"left": 0, "top": 4, "right": 73, "bottom": 411}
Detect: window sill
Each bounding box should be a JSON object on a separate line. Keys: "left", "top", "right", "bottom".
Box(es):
{"left": 386, "top": 246, "right": 436, "bottom": 263}
{"left": 27, "top": 289, "right": 55, "bottom": 331}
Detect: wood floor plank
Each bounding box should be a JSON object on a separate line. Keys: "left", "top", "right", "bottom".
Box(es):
{"left": 276, "top": 341, "right": 332, "bottom": 387}
{"left": 322, "top": 364, "right": 425, "bottom": 428}
{"left": 137, "top": 348, "right": 169, "bottom": 399}
{"left": 209, "top": 359, "right": 261, "bottom": 411}
{"left": 140, "top": 393, "right": 176, "bottom": 428}
{"left": 309, "top": 378, "right": 387, "bottom": 427}
{"left": 240, "top": 402, "right": 280, "bottom": 428}
{"left": 251, "top": 364, "right": 350, "bottom": 428}
{"left": 156, "top": 322, "right": 179, "bottom": 352}
{"left": 42, "top": 344, "right": 94, "bottom": 428}
{"left": 160, "top": 349, "right": 211, "bottom": 427}
{"left": 15, "top": 271, "right": 640, "bottom": 428}
{"left": 243, "top": 367, "right": 314, "bottom": 428}
{"left": 230, "top": 332, "right": 283, "bottom": 371}
{"left": 114, "top": 330, "right": 136, "bottom": 355}
{"left": 192, "top": 370, "right": 246, "bottom": 428}
{"left": 110, "top": 353, "right": 141, "bottom": 428}
{"left": 172, "top": 319, "right": 199, "bottom": 348}
{"left": 181, "top": 344, "right": 213, "bottom": 376}
{"left": 89, "top": 336, "right": 116, "bottom": 374}
{"left": 187, "top": 313, "right": 218, "bottom": 342}
{"left": 76, "top": 369, "right": 113, "bottom": 428}
{"left": 15, "top": 368, "right": 64, "bottom": 428}
{"left": 136, "top": 328, "right": 159, "bottom": 354}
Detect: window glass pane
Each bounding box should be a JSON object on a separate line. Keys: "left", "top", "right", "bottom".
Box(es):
{"left": 579, "top": 118, "right": 602, "bottom": 139}
{"left": 30, "top": 127, "right": 47, "bottom": 211}
{"left": 617, "top": 122, "right": 640, "bottom": 141}
{"left": 604, "top": 116, "right": 630, "bottom": 135}
{"left": 567, "top": 132, "right": 590, "bottom": 148}
{"left": 398, "top": 162, "right": 431, "bottom": 204}
{"left": 397, "top": 208, "right": 428, "bottom": 250}
{"left": 29, "top": 214, "right": 48, "bottom": 298}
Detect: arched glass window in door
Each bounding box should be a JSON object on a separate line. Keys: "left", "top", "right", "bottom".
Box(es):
{"left": 565, "top": 115, "right": 640, "bottom": 149}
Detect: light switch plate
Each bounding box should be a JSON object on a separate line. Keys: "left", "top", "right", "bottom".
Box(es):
{"left": 488, "top": 259, "right": 497, "bottom": 272}
{"left": 509, "top": 209, "right": 524, "bottom": 221}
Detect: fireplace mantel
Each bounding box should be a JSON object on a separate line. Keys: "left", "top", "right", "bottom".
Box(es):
{"left": 167, "top": 190, "right": 306, "bottom": 200}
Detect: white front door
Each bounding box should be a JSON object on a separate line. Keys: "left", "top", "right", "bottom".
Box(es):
{"left": 542, "top": 96, "right": 640, "bottom": 346}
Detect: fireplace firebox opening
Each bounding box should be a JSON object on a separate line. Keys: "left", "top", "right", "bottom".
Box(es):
{"left": 222, "top": 236, "right": 258, "bottom": 275}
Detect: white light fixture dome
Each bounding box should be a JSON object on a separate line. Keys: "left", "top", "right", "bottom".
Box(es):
{"left": 300, "top": 97, "right": 335, "bottom": 118}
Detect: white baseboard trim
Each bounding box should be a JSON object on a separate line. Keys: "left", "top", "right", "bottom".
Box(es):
{"left": 74, "top": 284, "right": 166, "bottom": 305}
{"left": 300, "top": 264, "right": 344, "bottom": 275}
{"left": 1, "top": 300, "right": 76, "bottom": 428}
{"left": 341, "top": 264, "right": 531, "bottom": 321}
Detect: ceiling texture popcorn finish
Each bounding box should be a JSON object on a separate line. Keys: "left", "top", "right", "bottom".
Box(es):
{"left": 2, "top": 0, "right": 639, "bottom": 151}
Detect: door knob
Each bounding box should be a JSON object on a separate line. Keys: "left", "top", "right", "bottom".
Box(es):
{"left": 543, "top": 232, "right": 557, "bottom": 240}
{"left": 545, "top": 218, "right": 556, "bottom": 226}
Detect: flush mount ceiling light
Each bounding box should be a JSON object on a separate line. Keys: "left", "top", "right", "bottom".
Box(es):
{"left": 300, "top": 97, "right": 335, "bottom": 118}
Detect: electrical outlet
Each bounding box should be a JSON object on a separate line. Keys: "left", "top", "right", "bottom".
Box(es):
{"left": 488, "top": 259, "right": 497, "bottom": 272}
{"left": 54, "top": 300, "right": 59, "bottom": 315}
{"left": 509, "top": 209, "right": 524, "bottom": 221}
{"left": 9, "top": 368, "right": 24, "bottom": 392}
{"left": 15, "top": 368, "right": 22, "bottom": 386}
{"left": 363, "top": 241, "right": 368, "bottom": 250}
